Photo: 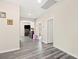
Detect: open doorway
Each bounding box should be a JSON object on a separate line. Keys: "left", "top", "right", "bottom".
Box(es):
{"left": 24, "top": 25, "right": 31, "bottom": 36}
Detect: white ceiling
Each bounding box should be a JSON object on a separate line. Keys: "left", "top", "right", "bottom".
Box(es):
{"left": 1, "top": 0, "right": 49, "bottom": 19}
{"left": 20, "top": 0, "right": 48, "bottom": 18}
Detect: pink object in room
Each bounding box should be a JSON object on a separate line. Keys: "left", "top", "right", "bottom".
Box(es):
{"left": 33, "top": 34, "right": 38, "bottom": 41}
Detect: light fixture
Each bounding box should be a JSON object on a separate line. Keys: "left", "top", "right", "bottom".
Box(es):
{"left": 38, "top": 0, "right": 42, "bottom": 3}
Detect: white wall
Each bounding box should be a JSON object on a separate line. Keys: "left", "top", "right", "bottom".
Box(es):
{"left": 0, "top": 2, "right": 20, "bottom": 53}
{"left": 20, "top": 21, "right": 34, "bottom": 36}
{"left": 35, "top": 0, "right": 77, "bottom": 58}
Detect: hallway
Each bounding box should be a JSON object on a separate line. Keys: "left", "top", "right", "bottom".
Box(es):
{"left": 0, "top": 37, "right": 76, "bottom": 59}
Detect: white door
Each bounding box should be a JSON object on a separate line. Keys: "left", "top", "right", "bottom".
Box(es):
{"left": 47, "top": 19, "right": 53, "bottom": 43}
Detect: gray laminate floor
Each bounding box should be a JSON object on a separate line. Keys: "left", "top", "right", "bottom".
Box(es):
{"left": 0, "top": 36, "right": 77, "bottom": 59}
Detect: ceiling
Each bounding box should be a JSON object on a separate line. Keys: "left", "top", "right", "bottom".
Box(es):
{"left": 1, "top": 0, "right": 47, "bottom": 18}
{"left": 20, "top": 0, "right": 48, "bottom": 19}
{"left": 1, "top": 0, "right": 58, "bottom": 20}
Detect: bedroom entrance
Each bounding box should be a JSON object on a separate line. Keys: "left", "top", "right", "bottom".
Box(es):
{"left": 24, "top": 25, "right": 31, "bottom": 36}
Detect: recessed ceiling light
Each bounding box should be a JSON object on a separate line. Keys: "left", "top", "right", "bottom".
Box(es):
{"left": 38, "top": 0, "right": 42, "bottom": 3}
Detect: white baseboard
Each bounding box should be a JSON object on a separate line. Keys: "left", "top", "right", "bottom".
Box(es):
{"left": 42, "top": 40, "right": 53, "bottom": 44}
{"left": 47, "top": 41, "right": 53, "bottom": 44}
{"left": 53, "top": 46, "right": 77, "bottom": 58}
{"left": 42, "top": 41, "right": 48, "bottom": 44}
{"left": 0, "top": 48, "right": 20, "bottom": 54}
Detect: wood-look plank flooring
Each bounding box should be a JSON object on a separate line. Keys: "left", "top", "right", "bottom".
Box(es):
{"left": 0, "top": 36, "right": 77, "bottom": 59}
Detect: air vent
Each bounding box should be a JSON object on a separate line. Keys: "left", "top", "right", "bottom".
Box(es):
{"left": 41, "top": 0, "right": 57, "bottom": 9}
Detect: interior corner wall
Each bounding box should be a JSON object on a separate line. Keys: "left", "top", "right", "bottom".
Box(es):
{"left": 36, "top": 0, "right": 77, "bottom": 58}
{"left": 0, "top": 2, "right": 20, "bottom": 53}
